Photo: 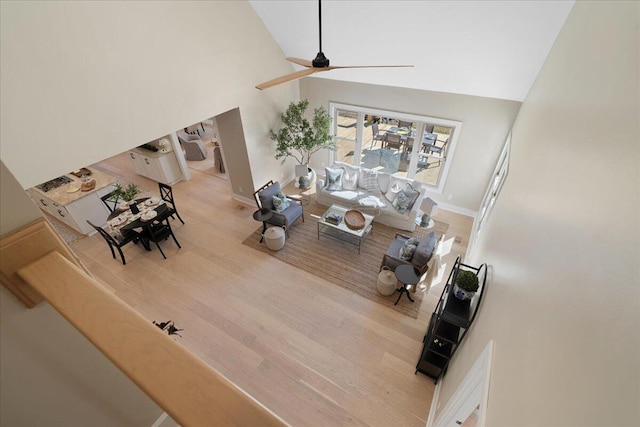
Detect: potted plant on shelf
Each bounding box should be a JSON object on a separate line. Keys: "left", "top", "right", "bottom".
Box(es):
{"left": 453, "top": 270, "right": 479, "bottom": 301}
{"left": 270, "top": 99, "right": 334, "bottom": 189}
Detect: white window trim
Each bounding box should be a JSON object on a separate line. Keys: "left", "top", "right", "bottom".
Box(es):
{"left": 328, "top": 102, "right": 463, "bottom": 194}
{"left": 468, "top": 132, "right": 511, "bottom": 257}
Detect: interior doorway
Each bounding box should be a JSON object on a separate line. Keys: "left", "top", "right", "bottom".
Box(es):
{"left": 428, "top": 341, "right": 493, "bottom": 427}
{"left": 182, "top": 117, "right": 228, "bottom": 181}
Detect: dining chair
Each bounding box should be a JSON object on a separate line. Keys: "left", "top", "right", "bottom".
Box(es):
{"left": 158, "top": 182, "right": 185, "bottom": 224}
{"left": 100, "top": 191, "right": 118, "bottom": 213}
{"left": 370, "top": 123, "right": 386, "bottom": 149}
{"left": 398, "top": 120, "right": 413, "bottom": 129}
{"left": 384, "top": 133, "right": 403, "bottom": 151}
{"left": 86, "top": 220, "right": 142, "bottom": 265}
{"left": 140, "top": 214, "right": 182, "bottom": 259}
{"left": 425, "top": 136, "right": 449, "bottom": 168}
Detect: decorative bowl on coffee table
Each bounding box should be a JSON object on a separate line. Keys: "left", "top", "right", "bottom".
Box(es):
{"left": 344, "top": 209, "right": 366, "bottom": 231}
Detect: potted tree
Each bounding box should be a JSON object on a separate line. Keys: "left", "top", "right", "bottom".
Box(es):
{"left": 270, "top": 99, "right": 335, "bottom": 189}
{"left": 453, "top": 269, "right": 480, "bottom": 301}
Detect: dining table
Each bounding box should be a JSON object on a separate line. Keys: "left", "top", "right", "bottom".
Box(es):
{"left": 106, "top": 196, "right": 169, "bottom": 239}
{"left": 385, "top": 127, "right": 439, "bottom": 152}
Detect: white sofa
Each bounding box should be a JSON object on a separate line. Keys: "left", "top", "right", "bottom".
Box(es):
{"left": 315, "top": 161, "right": 426, "bottom": 232}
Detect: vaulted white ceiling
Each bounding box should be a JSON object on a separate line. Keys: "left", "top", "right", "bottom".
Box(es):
{"left": 249, "top": 0, "right": 574, "bottom": 101}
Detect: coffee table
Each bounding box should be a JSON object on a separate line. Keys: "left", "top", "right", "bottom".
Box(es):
{"left": 317, "top": 205, "right": 374, "bottom": 254}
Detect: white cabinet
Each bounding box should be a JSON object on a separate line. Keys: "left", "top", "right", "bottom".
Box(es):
{"left": 27, "top": 189, "right": 79, "bottom": 231}
{"left": 127, "top": 149, "right": 182, "bottom": 184}
{"left": 66, "top": 193, "right": 111, "bottom": 234}
{"left": 127, "top": 151, "right": 146, "bottom": 176}
{"left": 26, "top": 188, "right": 111, "bottom": 235}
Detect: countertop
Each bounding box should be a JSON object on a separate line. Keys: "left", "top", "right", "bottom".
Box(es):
{"left": 30, "top": 168, "right": 116, "bottom": 206}
{"left": 130, "top": 147, "right": 174, "bottom": 158}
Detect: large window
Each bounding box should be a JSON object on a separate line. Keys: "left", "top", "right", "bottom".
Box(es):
{"left": 329, "top": 103, "right": 462, "bottom": 193}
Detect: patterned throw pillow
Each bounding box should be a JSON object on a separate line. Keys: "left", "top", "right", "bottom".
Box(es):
{"left": 399, "top": 237, "right": 421, "bottom": 260}
{"left": 392, "top": 183, "right": 420, "bottom": 213}
{"left": 272, "top": 192, "right": 290, "bottom": 213}
{"left": 325, "top": 167, "right": 344, "bottom": 191}
{"left": 358, "top": 168, "right": 379, "bottom": 192}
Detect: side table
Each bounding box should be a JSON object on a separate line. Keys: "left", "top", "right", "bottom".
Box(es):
{"left": 252, "top": 208, "right": 273, "bottom": 243}
{"left": 394, "top": 264, "right": 419, "bottom": 305}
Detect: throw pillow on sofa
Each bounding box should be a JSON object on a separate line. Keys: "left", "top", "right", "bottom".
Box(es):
{"left": 399, "top": 237, "right": 421, "bottom": 260}
{"left": 385, "top": 182, "right": 402, "bottom": 203}
{"left": 342, "top": 168, "right": 358, "bottom": 190}
{"left": 358, "top": 168, "right": 379, "bottom": 192}
{"left": 392, "top": 183, "right": 420, "bottom": 214}
{"left": 325, "top": 167, "right": 344, "bottom": 191}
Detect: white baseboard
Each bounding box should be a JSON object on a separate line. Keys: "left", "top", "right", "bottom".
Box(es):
{"left": 436, "top": 201, "right": 477, "bottom": 218}
{"left": 231, "top": 193, "right": 255, "bottom": 206}
{"left": 151, "top": 412, "right": 180, "bottom": 427}
{"left": 426, "top": 380, "right": 442, "bottom": 427}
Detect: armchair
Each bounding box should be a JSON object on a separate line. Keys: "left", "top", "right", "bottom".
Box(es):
{"left": 253, "top": 180, "right": 304, "bottom": 237}
{"left": 380, "top": 231, "right": 438, "bottom": 284}
{"left": 177, "top": 130, "right": 208, "bottom": 161}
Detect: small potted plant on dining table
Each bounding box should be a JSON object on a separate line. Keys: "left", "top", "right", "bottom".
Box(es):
{"left": 111, "top": 182, "right": 141, "bottom": 208}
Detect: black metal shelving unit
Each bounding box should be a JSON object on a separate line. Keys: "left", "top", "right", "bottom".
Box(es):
{"left": 415, "top": 255, "right": 487, "bottom": 383}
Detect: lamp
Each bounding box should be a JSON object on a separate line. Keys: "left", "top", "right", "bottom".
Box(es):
{"left": 158, "top": 138, "right": 170, "bottom": 153}
{"left": 418, "top": 197, "right": 438, "bottom": 228}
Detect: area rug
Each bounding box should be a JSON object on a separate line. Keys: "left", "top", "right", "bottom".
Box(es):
{"left": 242, "top": 202, "right": 449, "bottom": 318}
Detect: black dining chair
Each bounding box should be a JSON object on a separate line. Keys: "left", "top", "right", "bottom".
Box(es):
{"left": 100, "top": 191, "right": 119, "bottom": 213}
{"left": 87, "top": 220, "right": 142, "bottom": 265}
{"left": 158, "top": 182, "right": 185, "bottom": 224}
{"left": 140, "top": 215, "right": 182, "bottom": 259}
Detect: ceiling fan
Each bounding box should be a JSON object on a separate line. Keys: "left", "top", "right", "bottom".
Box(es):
{"left": 255, "top": 0, "right": 413, "bottom": 90}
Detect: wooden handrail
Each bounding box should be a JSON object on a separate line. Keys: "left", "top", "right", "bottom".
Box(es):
{"left": 0, "top": 218, "right": 86, "bottom": 307}
{"left": 18, "top": 251, "right": 288, "bottom": 427}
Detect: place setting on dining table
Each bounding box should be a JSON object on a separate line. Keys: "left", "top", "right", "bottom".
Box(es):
{"left": 107, "top": 196, "right": 167, "bottom": 237}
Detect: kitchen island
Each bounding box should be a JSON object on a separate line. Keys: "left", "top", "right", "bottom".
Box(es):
{"left": 26, "top": 168, "right": 117, "bottom": 235}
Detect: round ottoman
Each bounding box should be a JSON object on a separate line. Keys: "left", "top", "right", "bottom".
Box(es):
{"left": 264, "top": 227, "right": 286, "bottom": 251}
{"left": 377, "top": 266, "right": 397, "bottom": 296}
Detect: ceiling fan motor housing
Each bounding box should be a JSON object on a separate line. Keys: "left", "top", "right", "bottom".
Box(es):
{"left": 312, "top": 52, "right": 330, "bottom": 68}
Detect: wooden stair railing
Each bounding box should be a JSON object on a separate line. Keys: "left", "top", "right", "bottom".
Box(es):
{"left": 1, "top": 219, "right": 287, "bottom": 427}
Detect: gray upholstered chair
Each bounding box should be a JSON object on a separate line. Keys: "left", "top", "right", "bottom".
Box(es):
{"left": 213, "top": 144, "right": 225, "bottom": 172}
{"left": 177, "top": 130, "right": 208, "bottom": 161}
{"left": 380, "top": 231, "right": 438, "bottom": 282}
{"left": 253, "top": 180, "right": 304, "bottom": 237}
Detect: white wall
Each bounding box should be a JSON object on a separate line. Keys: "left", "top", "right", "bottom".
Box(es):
{"left": 300, "top": 79, "right": 521, "bottom": 212}
{"left": 437, "top": 2, "right": 639, "bottom": 426}
{"left": 0, "top": 1, "right": 300, "bottom": 198}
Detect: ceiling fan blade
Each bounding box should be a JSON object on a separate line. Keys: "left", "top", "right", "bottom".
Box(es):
{"left": 327, "top": 65, "right": 414, "bottom": 70}
{"left": 286, "top": 57, "right": 314, "bottom": 68}
{"left": 256, "top": 68, "right": 324, "bottom": 90}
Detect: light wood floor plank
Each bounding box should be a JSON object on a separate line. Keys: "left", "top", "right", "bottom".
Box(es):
{"left": 68, "top": 152, "right": 474, "bottom": 426}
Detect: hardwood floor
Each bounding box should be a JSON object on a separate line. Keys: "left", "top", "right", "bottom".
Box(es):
{"left": 72, "top": 152, "right": 473, "bottom": 427}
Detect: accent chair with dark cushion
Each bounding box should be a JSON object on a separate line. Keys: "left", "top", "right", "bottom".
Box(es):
{"left": 253, "top": 180, "right": 304, "bottom": 237}
{"left": 380, "top": 231, "right": 438, "bottom": 283}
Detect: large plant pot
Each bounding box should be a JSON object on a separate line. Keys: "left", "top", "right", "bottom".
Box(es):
{"left": 453, "top": 283, "right": 476, "bottom": 301}
{"left": 295, "top": 167, "right": 316, "bottom": 189}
